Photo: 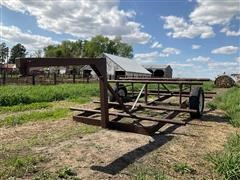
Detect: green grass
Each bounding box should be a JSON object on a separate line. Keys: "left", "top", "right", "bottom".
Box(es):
{"left": 0, "top": 154, "right": 45, "bottom": 178}
{"left": 0, "top": 102, "right": 51, "bottom": 113}
{"left": 0, "top": 83, "right": 99, "bottom": 106}
{"left": 173, "top": 162, "right": 195, "bottom": 175}
{"left": 0, "top": 108, "right": 70, "bottom": 127}
{"left": 133, "top": 168, "right": 166, "bottom": 180}
{"left": 207, "top": 133, "right": 240, "bottom": 180}
{"left": 206, "top": 87, "right": 240, "bottom": 179}
{"left": 203, "top": 81, "right": 215, "bottom": 91}
{"left": 207, "top": 87, "right": 240, "bottom": 127}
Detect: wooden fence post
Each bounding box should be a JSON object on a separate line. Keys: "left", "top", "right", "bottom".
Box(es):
{"left": 73, "top": 73, "right": 76, "bottom": 83}
{"left": 2, "top": 71, "right": 6, "bottom": 85}
{"left": 54, "top": 73, "right": 57, "bottom": 85}
{"left": 32, "top": 73, "right": 35, "bottom": 85}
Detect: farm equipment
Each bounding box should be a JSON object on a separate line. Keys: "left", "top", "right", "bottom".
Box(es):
{"left": 17, "top": 57, "right": 216, "bottom": 135}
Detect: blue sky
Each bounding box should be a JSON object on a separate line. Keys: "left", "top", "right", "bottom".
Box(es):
{"left": 0, "top": 0, "right": 239, "bottom": 78}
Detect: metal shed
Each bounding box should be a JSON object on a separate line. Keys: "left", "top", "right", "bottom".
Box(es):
{"left": 143, "top": 64, "right": 172, "bottom": 78}
{"left": 80, "top": 53, "right": 151, "bottom": 79}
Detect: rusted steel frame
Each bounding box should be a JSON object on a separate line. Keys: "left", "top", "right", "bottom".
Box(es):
{"left": 144, "top": 83, "right": 148, "bottom": 104}
{"left": 161, "top": 83, "right": 170, "bottom": 93}
{"left": 147, "top": 95, "right": 172, "bottom": 105}
{"left": 106, "top": 83, "right": 130, "bottom": 114}
{"left": 70, "top": 107, "right": 186, "bottom": 125}
{"left": 89, "top": 63, "right": 109, "bottom": 128}
{"left": 73, "top": 115, "right": 101, "bottom": 126}
{"left": 119, "top": 77, "right": 210, "bottom": 81}
{"left": 131, "top": 92, "right": 214, "bottom": 98}
{"left": 179, "top": 83, "right": 183, "bottom": 107}
{"left": 131, "top": 84, "right": 146, "bottom": 111}
{"left": 93, "top": 101, "right": 197, "bottom": 113}
{"left": 108, "top": 80, "right": 203, "bottom": 85}
{"left": 108, "top": 121, "right": 165, "bottom": 136}
{"left": 147, "top": 89, "right": 216, "bottom": 94}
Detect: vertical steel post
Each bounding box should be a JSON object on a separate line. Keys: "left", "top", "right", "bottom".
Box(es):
{"left": 98, "top": 61, "right": 109, "bottom": 128}
{"left": 179, "top": 83, "right": 182, "bottom": 107}
{"left": 145, "top": 83, "right": 148, "bottom": 104}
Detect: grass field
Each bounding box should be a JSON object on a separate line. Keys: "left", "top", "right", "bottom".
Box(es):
{"left": 207, "top": 86, "right": 240, "bottom": 179}
{"left": 0, "top": 82, "right": 239, "bottom": 179}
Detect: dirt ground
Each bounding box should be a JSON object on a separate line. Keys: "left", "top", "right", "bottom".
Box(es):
{"left": 1, "top": 95, "right": 239, "bottom": 179}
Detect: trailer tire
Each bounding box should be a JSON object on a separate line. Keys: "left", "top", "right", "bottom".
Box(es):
{"left": 109, "top": 85, "right": 128, "bottom": 102}
{"left": 189, "top": 87, "right": 204, "bottom": 119}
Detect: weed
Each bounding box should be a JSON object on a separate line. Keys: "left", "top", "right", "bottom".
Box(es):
{"left": 57, "top": 166, "right": 78, "bottom": 179}
{"left": 0, "top": 102, "right": 51, "bottom": 114}
{"left": 173, "top": 162, "right": 195, "bottom": 174}
{"left": 0, "top": 108, "right": 70, "bottom": 127}
{"left": 0, "top": 83, "right": 99, "bottom": 106}
{"left": 207, "top": 133, "right": 240, "bottom": 180}
{"left": 0, "top": 154, "right": 45, "bottom": 178}
{"left": 133, "top": 168, "right": 166, "bottom": 180}
{"left": 208, "top": 87, "right": 240, "bottom": 127}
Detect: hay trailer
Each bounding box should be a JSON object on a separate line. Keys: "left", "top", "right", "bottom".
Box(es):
{"left": 17, "top": 57, "right": 216, "bottom": 135}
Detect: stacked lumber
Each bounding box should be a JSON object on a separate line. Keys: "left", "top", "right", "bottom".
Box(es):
{"left": 214, "top": 75, "right": 235, "bottom": 88}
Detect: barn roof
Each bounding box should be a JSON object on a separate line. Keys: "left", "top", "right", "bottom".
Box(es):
{"left": 143, "top": 64, "right": 171, "bottom": 70}
{"left": 104, "top": 53, "right": 151, "bottom": 74}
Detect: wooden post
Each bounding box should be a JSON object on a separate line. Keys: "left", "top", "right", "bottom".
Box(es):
{"left": 73, "top": 73, "right": 76, "bottom": 83}
{"left": 2, "top": 71, "right": 6, "bottom": 85}
{"left": 32, "top": 73, "right": 35, "bottom": 85}
{"left": 54, "top": 73, "right": 57, "bottom": 85}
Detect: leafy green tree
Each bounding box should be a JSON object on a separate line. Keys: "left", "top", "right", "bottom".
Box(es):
{"left": 9, "top": 43, "right": 26, "bottom": 63}
{"left": 0, "top": 42, "right": 9, "bottom": 63}
{"left": 83, "top": 35, "right": 133, "bottom": 58}
{"left": 43, "top": 35, "right": 133, "bottom": 58}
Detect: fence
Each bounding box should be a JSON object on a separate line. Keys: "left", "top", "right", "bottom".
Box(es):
{"left": 0, "top": 71, "right": 95, "bottom": 85}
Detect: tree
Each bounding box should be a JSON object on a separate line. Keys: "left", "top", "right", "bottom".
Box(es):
{"left": 83, "top": 35, "right": 133, "bottom": 58}
{"left": 0, "top": 42, "right": 9, "bottom": 63}
{"left": 9, "top": 43, "right": 26, "bottom": 63}
{"left": 43, "top": 35, "right": 133, "bottom": 58}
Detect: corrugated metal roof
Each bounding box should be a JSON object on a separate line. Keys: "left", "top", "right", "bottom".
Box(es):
{"left": 143, "top": 64, "right": 171, "bottom": 69}
{"left": 104, "top": 53, "right": 151, "bottom": 74}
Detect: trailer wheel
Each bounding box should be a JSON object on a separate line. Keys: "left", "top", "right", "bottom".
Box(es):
{"left": 109, "top": 85, "right": 128, "bottom": 102}
{"left": 189, "top": 87, "right": 204, "bottom": 118}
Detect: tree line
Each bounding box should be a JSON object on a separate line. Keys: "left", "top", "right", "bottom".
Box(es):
{"left": 0, "top": 35, "right": 133, "bottom": 64}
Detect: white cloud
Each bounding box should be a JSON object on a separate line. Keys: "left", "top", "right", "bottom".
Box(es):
{"left": 221, "top": 27, "right": 240, "bottom": 37}
{"left": 211, "top": 46, "right": 239, "bottom": 55}
{"left": 151, "top": 41, "right": 162, "bottom": 48}
{"left": 1, "top": 25, "right": 58, "bottom": 51}
{"left": 161, "top": 0, "right": 239, "bottom": 39}
{"left": 236, "top": 57, "right": 240, "bottom": 63}
{"left": 186, "top": 56, "right": 211, "bottom": 63}
{"left": 208, "top": 62, "right": 239, "bottom": 69}
{"left": 160, "top": 47, "right": 181, "bottom": 57}
{"left": 169, "top": 62, "right": 194, "bottom": 68}
{"left": 134, "top": 47, "right": 181, "bottom": 63}
{"left": 1, "top": 0, "right": 151, "bottom": 44}
{"left": 190, "top": 0, "right": 240, "bottom": 25}
{"left": 134, "top": 51, "right": 159, "bottom": 63}
{"left": 161, "top": 16, "right": 215, "bottom": 39}
{"left": 192, "top": 44, "right": 201, "bottom": 49}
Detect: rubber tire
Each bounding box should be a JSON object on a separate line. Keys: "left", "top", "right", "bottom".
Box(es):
{"left": 189, "top": 87, "right": 204, "bottom": 119}
{"left": 109, "top": 85, "right": 128, "bottom": 102}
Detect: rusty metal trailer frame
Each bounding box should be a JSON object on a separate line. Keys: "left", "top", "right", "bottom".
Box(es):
{"left": 17, "top": 57, "right": 215, "bottom": 136}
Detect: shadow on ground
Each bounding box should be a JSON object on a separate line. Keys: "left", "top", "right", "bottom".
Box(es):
{"left": 91, "top": 111, "right": 229, "bottom": 175}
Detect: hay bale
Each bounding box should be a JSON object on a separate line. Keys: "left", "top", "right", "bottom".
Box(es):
{"left": 214, "top": 75, "right": 235, "bottom": 88}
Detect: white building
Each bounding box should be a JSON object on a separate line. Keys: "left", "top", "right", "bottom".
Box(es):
{"left": 81, "top": 53, "right": 151, "bottom": 79}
